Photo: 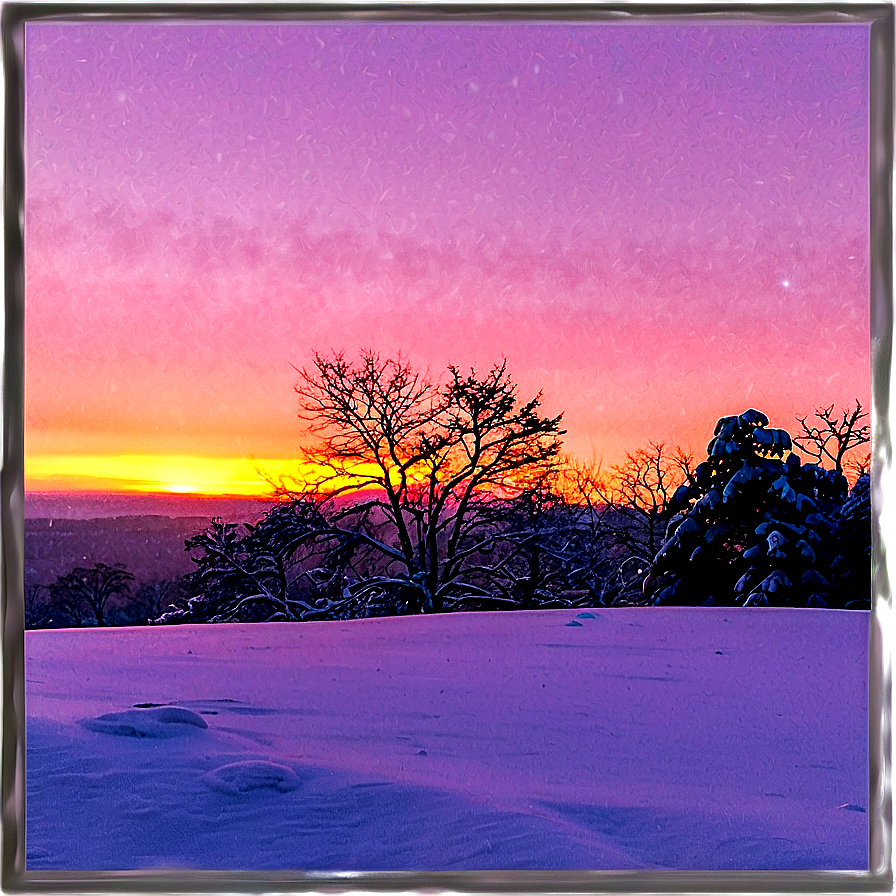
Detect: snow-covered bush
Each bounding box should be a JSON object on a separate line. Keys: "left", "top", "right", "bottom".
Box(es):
{"left": 830, "top": 472, "right": 872, "bottom": 609}
{"left": 154, "top": 502, "right": 358, "bottom": 624}
{"left": 643, "top": 409, "right": 865, "bottom": 608}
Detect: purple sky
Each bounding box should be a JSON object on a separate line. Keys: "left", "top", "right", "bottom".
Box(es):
{"left": 25, "top": 21, "right": 870, "bottom": 491}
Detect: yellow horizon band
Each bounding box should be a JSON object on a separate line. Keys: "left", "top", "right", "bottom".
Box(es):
{"left": 24, "top": 454, "right": 378, "bottom": 497}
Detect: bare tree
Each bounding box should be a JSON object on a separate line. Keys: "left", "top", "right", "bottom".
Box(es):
{"left": 289, "top": 351, "right": 564, "bottom": 613}
{"left": 452, "top": 473, "right": 595, "bottom": 610}
{"left": 794, "top": 400, "right": 870, "bottom": 474}
{"left": 589, "top": 443, "right": 693, "bottom": 563}
{"left": 48, "top": 563, "right": 135, "bottom": 627}
{"left": 123, "top": 579, "right": 190, "bottom": 625}
{"left": 847, "top": 450, "right": 872, "bottom": 480}
{"left": 486, "top": 448, "right": 692, "bottom": 607}
{"left": 169, "top": 352, "right": 565, "bottom": 623}
{"left": 25, "top": 584, "right": 69, "bottom": 629}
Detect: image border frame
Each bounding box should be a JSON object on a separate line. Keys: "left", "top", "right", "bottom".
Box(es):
{"left": 2, "top": 3, "right": 893, "bottom": 891}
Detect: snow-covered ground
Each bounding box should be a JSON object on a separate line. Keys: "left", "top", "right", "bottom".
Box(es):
{"left": 25, "top": 608, "right": 869, "bottom": 871}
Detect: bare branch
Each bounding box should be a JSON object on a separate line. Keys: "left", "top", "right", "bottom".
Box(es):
{"left": 793, "top": 400, "right": 870, "bottom": 473}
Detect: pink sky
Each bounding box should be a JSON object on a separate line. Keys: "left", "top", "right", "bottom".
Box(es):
{"left": 24, "top": 21, "right": 870, "bottom": 492}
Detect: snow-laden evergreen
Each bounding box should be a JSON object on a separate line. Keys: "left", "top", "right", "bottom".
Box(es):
{"left": 644, "top": 410, "right": 868, "bottom": 608}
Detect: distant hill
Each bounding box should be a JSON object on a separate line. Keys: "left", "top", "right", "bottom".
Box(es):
{"left": 25, "top": 515, "right": 246, "bottom": 588}
{"left": 25, "top": 491, "right": 273, "bottom": 521}
{"left": 24, "top": 492, "right": 275, "bottom": 589}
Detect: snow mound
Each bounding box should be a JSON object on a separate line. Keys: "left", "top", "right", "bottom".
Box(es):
{"left": 201, "top": 760, "right": 301, "bottom": 795}
{"left": 82, "top": 707, "right": 208, "bottom": 739}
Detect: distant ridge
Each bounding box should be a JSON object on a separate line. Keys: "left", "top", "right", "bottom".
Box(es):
{"left": 24, "top": 491, "right": 273, "bottom": 522}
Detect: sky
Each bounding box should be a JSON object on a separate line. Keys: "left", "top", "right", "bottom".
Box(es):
{"left": 24, "top": 20, "right": 871, "bottom": 496}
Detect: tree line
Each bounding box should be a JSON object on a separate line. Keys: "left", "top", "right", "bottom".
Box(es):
{"left": 26, "top": 352, "right": 872, "bottom": 628}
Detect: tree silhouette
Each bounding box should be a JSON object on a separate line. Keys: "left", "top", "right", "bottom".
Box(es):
{"left": 794, "top": 400, "right": 870, "bottom": 474}
{"left": 119, "top": 578, "right": 189, "bottom": 625}
{"left": 48, "top": 563, "right": 135, "bottom": 626}
{"left": 163, "top": 352, "right": 564, "bottom": 623}
{"left": 830, "top": 472, "right": 872, "bottom": 609}
{"left": 589, "top": 445, "right": 693, "bottom": 591}
{"left": 521, "top": 448, "right": 691, "bottom": 606}
{"left": 455, "top": 473, "right": 601, "bottom": 611}
{"left": 644, "top": 410, "right": 853, "bottom": 608}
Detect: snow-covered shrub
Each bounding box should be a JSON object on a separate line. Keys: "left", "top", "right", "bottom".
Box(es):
{"left": 153, "top": 500, "right": 425, "bottom": 624}
{"left": 829, "top": 472, "right": 872, "bottom": 609}
{"left": 643, "top": 409, "right": 863, "bottom": 608}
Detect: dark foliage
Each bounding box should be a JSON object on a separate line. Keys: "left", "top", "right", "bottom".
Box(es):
{"left": 26, "top": 584, "right": 70, "bottom": 630}
{"left": 643, "top": 409, "right": 866, "bottom": 608}
{"left": 451, "top": 477, "right": 613, "bottom": 611}
{"left": 565, "top": 446, "right": 692, "bottom": 604}
{"left": 158, "top": 353, "right": 566, "bottom": 624}
{"left": 830, "top": 473, "right": 872, "bottom": 609}
{"left": 116, "top": 578, "right": 191, "bottom": 625}
{"left": 794, "top": 401, "right": 870, "bottom": 474}
{"left": 27, "top": 572, "right": 189, "bottom": 629}
{"left": 155, "top": 502, "right": 378, "bottom": 624}
{"left": 44, "top": 562, "right": 135, "bottom": 626}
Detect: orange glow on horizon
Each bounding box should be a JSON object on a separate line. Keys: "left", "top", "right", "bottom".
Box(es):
{"left": 26, "top": 452, "right": 580, "bottom": 498}
{"left": 25, "top": 454, "right": 334, "bottom": 498}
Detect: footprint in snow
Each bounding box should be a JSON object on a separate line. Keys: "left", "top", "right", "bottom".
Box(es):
{"left": 565, "top": 620, "right": 583, "bottom": 627}
{"left": 82, "top": 706, "right": 208, "bottom": 739}
{"left": 202, "top": 760, "right": 301, "bottom": 796}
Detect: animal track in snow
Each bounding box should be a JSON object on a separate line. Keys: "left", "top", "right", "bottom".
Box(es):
{"left": 201, "top": 760, "right": 301, "bottom": 795}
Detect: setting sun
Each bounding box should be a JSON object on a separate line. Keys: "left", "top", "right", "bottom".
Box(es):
{"left": 25, "top": 454, "right": 300, "bottom": 497}
{"left": 24, "top": 454, "right": 388, "bottom": 498}
{"left": 164, "top": 483, "right": 202, "bottom": 494}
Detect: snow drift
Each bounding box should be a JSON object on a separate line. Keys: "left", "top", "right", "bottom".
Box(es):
{"left": 25, "top": 607, "right": 868, "bottom": 871}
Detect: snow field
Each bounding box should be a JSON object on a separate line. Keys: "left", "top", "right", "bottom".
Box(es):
{"left": 25, "top": 608, "right": 869, "bottom": 871}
